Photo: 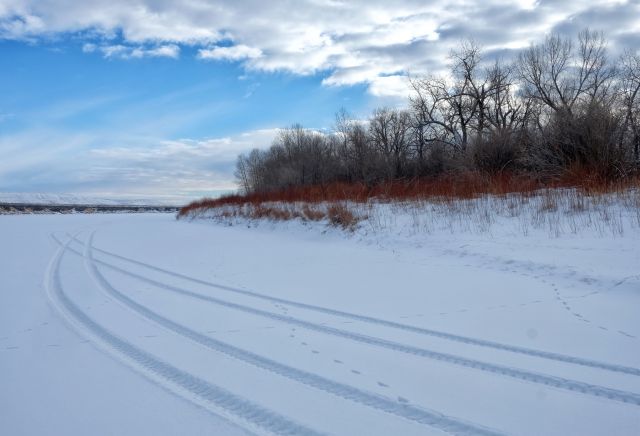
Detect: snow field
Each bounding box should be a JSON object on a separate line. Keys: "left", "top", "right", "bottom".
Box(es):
{"left": 1, "top": 208, "right": 639, "bottom": 435}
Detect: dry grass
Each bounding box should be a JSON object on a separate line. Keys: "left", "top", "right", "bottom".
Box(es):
{"left": 326, "top": 203, "right": 360, "bottom": 230}
{"left": 178, "top": 173, "right": 639, "bottom": 235}
{"left": 181, "top": 201, "right": 364, "bottom": 231}
{"left": 179, "top": 172, "right": 640, "bottom": 216}
{"left": 178, "top": 172, "right": 545, "bottom": 218}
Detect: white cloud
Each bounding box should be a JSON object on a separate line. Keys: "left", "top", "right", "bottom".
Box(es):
{"left": 131, "top": 44, "right": 180, "bottom": 59}
{"left": 0, "top": 1, "right": 638, "bottom": 97}
{"left": 101, "top": 44, "right": 128, "bottom": 58}
{"left": 97, "top": 43, "right": 180, "bottom": 59}
{"left": 367, "top": 75, "right": 411, "bottom": 98}
{"left": 91, "top": 129, "right": 277, "bottom": 162}
{"left": 198, "top": 44, "right": 262, "bottom": 61}
{"left": 82, "top": 42, "right": 96, "bottom": 53}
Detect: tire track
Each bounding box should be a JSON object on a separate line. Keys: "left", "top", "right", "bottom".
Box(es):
{"left": 57, "top": 235, "right": 640, "bottom": 406}
{"left": 80, "top": 232, "right": 501, "bottom": 436}
{"left": 64, "top": 233, "right": 640, "bottom": 378}
{"left": 46, "top": 235, "right": 323, "bottom": 436}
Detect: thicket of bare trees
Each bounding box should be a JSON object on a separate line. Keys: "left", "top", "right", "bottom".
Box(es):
{"left": 236, "top": 30, "right": 640, "bottom": 194}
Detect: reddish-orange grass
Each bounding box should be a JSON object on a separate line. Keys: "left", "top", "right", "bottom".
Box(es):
{"left": 179, "top": 171, "right": 639, "bottom": 218}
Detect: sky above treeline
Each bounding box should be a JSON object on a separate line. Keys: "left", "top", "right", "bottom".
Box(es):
{"left": 1, "top": 0, "right": 639, "bottom": 200}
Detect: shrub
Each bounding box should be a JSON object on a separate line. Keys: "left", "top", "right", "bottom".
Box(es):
{"left": 326, "top": 203, "right": 360, "bottom": 230}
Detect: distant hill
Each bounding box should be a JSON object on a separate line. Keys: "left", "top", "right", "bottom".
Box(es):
{"left": 0, "top": 192, "right": 188, "bottom": 207}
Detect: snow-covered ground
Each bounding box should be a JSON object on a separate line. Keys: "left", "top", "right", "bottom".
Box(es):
{"left": 1, "top": 207, "right": 639, "bottom": 435}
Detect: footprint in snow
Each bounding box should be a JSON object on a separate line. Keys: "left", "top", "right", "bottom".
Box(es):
{"left": 377, "top": 382, "right": 389, "bottom": 388}
{"left": 5, "top": 346, "right": 19, "bottom": 350}
{"left": 351, "top": 370, "right": 361, "bottom": 375}
{"left": 312, "top": 350, "right": 319, "bottom": 354}
{"left": 333, "top": 359, "right": 343, "bottom": 364}
{"left": 398, "top": 397, "right": 409, "bottom": 404}
{"left": 47, "top": 344, "right": 61, "bottom": 347}
{"left": 301, "top": 342, "right": 307, "bottom": 346}
{"left": 618, "top": 331, "right": 636, "bottom": 338}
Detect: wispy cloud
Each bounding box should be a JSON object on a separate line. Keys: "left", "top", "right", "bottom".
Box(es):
{"left": 85, "top": 43, "right": 181, "bottom": 59}
{"left": 0, "top": 126, "right": 278, "bottom": 198}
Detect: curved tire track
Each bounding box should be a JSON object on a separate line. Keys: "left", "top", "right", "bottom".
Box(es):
{"left": 46, "top": 236, "right": 322, "bottom": 436}
{"left": 64, "top": 234, "right": 640, "bottom": 378}
{"left": 57, "top": 235, "right": 640, "bottom": 407}
{"left": 79, "top": 232, "right": 501, "bottom": 436}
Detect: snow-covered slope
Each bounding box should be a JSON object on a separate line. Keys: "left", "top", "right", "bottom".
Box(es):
{"left": 1, "top": 210, "right": 638, "bottom": 435}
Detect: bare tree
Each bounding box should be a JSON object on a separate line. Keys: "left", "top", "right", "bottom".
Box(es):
{"left": 518, "top": 29, "right": 613, "bottom": 114}
{"left": 235, "top": 30, "right": 636, "bottom": 195}
{"left": 620, "top": 50, "right": 640, "bottom": 161}
{"left": 369, "top": 108, "right": 411, "bottom": 177}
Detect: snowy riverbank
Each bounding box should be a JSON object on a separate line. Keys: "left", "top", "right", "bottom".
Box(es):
{"left": 1, "top": 211, "right": 638, "bottom": 435}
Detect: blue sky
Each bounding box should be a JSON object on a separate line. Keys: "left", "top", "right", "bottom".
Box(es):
{"left": 0, "top": 0, "right": 638, "bottom": 201}
{"left": 0, "top": 38, "right": 372, "bottom": 199}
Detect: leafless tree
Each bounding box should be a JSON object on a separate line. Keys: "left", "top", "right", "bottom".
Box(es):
{"left": 369, "top": 108, "right": 411, "bottom": 177}
{"left": 518, "top": 29, "right": 614, "bottom": 114}
{"left": 236, "top": 30, "right": 637, "bottom": 194}
{"left": 620, "top": 50, "right": 640, "bottom": 161}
